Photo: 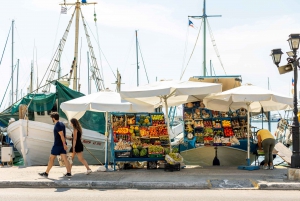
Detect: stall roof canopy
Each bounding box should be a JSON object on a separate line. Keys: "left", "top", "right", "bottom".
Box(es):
{"left": 190, "top": 75, "right": 242, "bottom": 92}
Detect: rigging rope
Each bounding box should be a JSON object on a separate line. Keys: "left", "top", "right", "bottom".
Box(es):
{"left": 207, "top": 20, "right": 227, "bottom": 75}
{"left": 0, "top": 26, "right": 11, "bottom": 66}
{"left": 180, "top": 22, "right": 190, "bottom": 79}
{"left": 78, "top": 37, "right": 82, "bottom": 92}
{"left": 180, "top": 19, "right": 203, "bottom": 80}
{"left": 121, "top": 34, "right": 135, "bottom": 76}
{"left": 137, "top": 40, "right": 149, "bottom": 84}
{"left": 86, "top": 18, "right": 116, "bottom": 79}
{"left": 0, "top": 64, "right": 18, "bottom": 108}
{"left": 51, "top": 12, "right": 62, "bottom": 57}
{"left": 93, "top": 6, "right": 105, "bottom": 84}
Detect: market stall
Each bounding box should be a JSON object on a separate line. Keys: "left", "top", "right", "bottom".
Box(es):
{"left": 110, "top": 112, "right": 182, "bottom": 170}
{"left": 182, "top": 100, "right": 245, "bottom": 150}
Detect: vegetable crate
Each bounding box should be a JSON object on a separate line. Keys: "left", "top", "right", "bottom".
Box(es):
{"left": 114, "top": 150, "right": 132, "bottom": 158}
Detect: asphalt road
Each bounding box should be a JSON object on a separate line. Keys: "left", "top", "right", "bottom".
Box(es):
{"left": 0, "top": 188, "right": 299, "bottom": 201}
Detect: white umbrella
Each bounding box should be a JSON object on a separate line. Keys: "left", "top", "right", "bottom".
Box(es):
{"left": 120, "top": 80, "right": 223, "bottom": 148}
{"left": 60, "top": 91, "right": 154, "bottom": 170}
{"left": 203, "top": 83, "right": 293, "bottom": 169}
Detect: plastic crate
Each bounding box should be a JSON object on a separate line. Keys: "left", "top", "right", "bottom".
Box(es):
{"left": 114, "top": 150, "right": 132, "bottom": 158}
{"left": 148, "top": 153, "right": 164, "bottom": 158}
{"left": 164, "top": 163, "right": 180, "bottom": 172}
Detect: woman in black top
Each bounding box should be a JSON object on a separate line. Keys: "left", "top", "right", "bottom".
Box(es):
{"left": 68, "top": 118, "right": 92, "bottom": 175}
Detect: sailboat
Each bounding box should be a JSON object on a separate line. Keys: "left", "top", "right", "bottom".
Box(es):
{"left": 6, "top": 1, "right": 108, "bottom": 166}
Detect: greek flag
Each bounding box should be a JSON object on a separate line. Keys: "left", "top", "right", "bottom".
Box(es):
{"left": 61, "top": 6, "right": 67, "bottom": 14}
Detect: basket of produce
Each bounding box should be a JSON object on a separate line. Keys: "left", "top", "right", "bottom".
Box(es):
{"left": 114, "top": 139, "right": 132, "bottom": 151}
{"left": 151, "top": 113, "right": 165, "bottom": 126}
{"left": 165, "top": 153, "right": 183, "bottom": 165}
{"left": 126, "top": 114, "right": 136, "bottom": 125}
{"left": 136, "top": 113, "right": 152, "bottom": 126}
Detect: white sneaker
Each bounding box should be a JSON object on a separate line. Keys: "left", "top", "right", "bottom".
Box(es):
{"left": 85, "top": 169, "right": 92, "bottom": 175}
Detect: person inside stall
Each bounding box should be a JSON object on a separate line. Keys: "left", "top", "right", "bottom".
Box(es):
{"left": 257, "top": 129, "right": 276, "bottom": 170}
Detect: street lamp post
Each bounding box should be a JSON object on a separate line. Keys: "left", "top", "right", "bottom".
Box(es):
{"left": 271, "top": 33, "right": 300, "bottom": 168}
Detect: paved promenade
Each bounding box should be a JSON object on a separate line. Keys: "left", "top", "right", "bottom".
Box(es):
{"left": 0, "top": 165, "right": 299, "bottom": 190}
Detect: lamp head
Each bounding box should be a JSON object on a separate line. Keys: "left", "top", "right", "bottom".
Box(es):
{"left": 288, "top": 34, "right": 300, "bottom": 51}
{"left": 270, "top": 49, "right": 283, "bottom": 67}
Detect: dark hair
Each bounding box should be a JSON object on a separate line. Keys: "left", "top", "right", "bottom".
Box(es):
{"left": 70, "top": 118, "right": 82, "bottom": 134}
{"left": 50, "top": 112, "right": 59, "bottom": 120}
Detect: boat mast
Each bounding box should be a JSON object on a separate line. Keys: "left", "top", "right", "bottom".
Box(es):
{"left": 73, "top": 0, "right": 80, "bottom": 91}
{"left": 136, "top": 30, "right": 139, "bottom": 86}
{"left": 11, "top": 20, "right": 14, "bottom": 104}
{"left": 60, "top": 0, "right": 97, "bottom": 91}
{"left": 188, "top": 0, "right": 221, "bottom": 76}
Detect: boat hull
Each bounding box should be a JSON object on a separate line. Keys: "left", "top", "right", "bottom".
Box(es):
{"left": 7, "top": 119, "right": 108, "bottom": 166}
{"left": 180, "top": 146, "right": 256, "bottom": 166}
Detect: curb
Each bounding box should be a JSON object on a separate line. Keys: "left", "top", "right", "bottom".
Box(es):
{"left": 0, "top": 181, "right": 210, "bottom": 189}
{"left": 258, "top": 182, "right": 300, "bottom": 190}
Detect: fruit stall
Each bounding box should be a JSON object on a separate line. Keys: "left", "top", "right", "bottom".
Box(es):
{"left": 182, "top": 100, "right": 248, "bottom": 151}
{"left": 110, "top": 112, "right": 181, "bottom": 170}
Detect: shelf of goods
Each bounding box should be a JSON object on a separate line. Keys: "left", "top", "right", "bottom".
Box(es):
{"left": 181, "top": 101, "right": 248, "bottom": 150}
{"left": 111, "top": 112, "right": 173, "bottom": 170}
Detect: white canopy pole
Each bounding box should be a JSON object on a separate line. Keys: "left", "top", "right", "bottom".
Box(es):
{"left": 163, "top": 96, "right": 172, "bottom": 152}
{"left": 105, "top": 111, "right": 108, "bottom": 169}
{"left": 247, "top": 102, "right": 250, "bottom": 166}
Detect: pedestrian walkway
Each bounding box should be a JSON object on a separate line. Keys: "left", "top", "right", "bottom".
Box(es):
{"left": 0, "top": 165, "right": 299, "bottom": 190}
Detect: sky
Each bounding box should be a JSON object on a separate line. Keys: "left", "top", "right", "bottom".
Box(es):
{"left": 1, "top": 0, "right": 300, "bottom": 111}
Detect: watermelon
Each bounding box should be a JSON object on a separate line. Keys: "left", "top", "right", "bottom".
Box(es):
{"left": 140, "top": 148, "right": 147, "bottom": 157}
{"left": 133, "top": 148, "right": 139, "bottom": 156}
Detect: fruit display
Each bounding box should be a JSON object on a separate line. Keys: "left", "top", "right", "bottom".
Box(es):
{"left": 194, "top": 120, "right": 204, "bottom": 128}
{"left": 129, "top": 125, "right": 140, "bottom": 136}
{"left": 157, "top": 125, "right": 168, "bottom": 136}
{"left": 212, "top": 120, "right": 221, "bottom": 128}
{"left": 148, "top": 145, "right": 164, "bottom": 154}
{"left": 204, "top": 127, "right": 213, "bottom": 135}
{"left": 222, "top": 120, "right": 231, "bottom": 127}
{"left": 112, "top": 112, "right": 172, "bottom": 160}
{"left": 116, "top": 127, "right": 129, "bottom": 134}
{"left": 112, "top": 115, "right": 126, "bottom": 131}
{"left": 149, "top": 126, "right": 158, "bottom": 137}
{"left": 151, "top": 114, "right": 165, "bottom": 126}
{"left": 204, "top": 136, "right": 213, "bottom": 144}
{"left": 114, "top": 139, "right": 131, "bottom": 150}
{"left": 139, "top": 126, "right": 149, "bottom": 137}
{"left": 126, "top": 114, "right": 136, "bottom": 125}
{"left": 195, "top": 132, "right": 204, "bottom": 143}
{"left": 213, "top": 129, "right": 223, "bottom": 136}
{"left": 203, "top": 120, "right": 212, "bottom": 128}
{"left": 114, "top": 133, "right": 130, "bottom": 142}
{"left": 136, "top": 114, "right": 152, "bottom": 126}
{"left": 131, "top": 137, "right": 142, "bottom": 149}
{"left": 224, "top": 127, "right": 234, "bottom": 137}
